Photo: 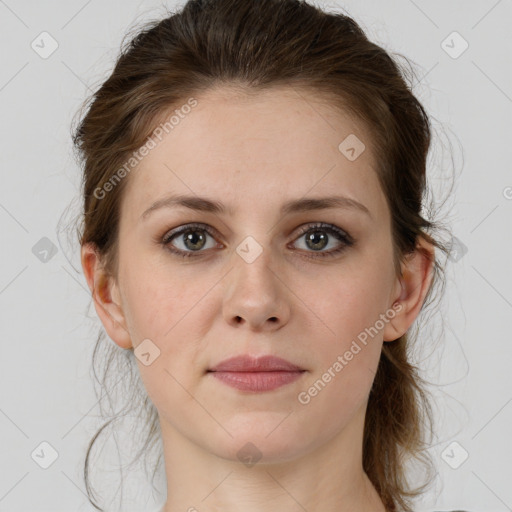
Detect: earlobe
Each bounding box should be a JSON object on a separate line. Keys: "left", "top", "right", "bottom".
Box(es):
{"left": 383, "top": 237, "right": 435, "bottom": 342}
{"left": 81, "top": 243, "right": 133, "bottom": 350}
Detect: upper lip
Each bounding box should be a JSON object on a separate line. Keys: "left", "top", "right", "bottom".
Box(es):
{"left": 208, "top": 355, "right": 304, "bottom": 372}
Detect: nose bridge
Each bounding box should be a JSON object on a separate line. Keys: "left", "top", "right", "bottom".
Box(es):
{"left": 230, "top": 233, "right": 276, "bottom": 300}
{"left": 230, "top": 211, "right": 276, "bottom": 278}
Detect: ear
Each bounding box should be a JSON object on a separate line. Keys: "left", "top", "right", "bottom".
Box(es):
{"left": 383, "top": 236, "right": 435, "bottom": 342}
{"left": 81, "top": 242, "right": 133, "bottom": 349}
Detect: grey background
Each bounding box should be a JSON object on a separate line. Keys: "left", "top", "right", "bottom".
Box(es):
{"left": 1, "top": 0, "right": 511, "bottom": 511}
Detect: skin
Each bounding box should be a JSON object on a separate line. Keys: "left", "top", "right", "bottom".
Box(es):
{"left": 82, "top": 85, "right": 434, "bottom": 512}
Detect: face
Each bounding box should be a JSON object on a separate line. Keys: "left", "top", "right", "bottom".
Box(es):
{"left": 97, "top": 85, "right": 405, "bottom": 463}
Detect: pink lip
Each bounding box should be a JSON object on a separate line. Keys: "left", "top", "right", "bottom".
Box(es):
{"left": 207, "top": 355, "right": 306, "bottom": 392}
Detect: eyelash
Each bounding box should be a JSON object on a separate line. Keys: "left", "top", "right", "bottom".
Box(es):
{"left": 159, "top": 222, "right": 354, "bottom": 259}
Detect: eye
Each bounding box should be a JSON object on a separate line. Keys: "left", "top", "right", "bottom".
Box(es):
{"left": 161, "top": 223, "right": 221, "bottom": 258}
{"left": 160, "top": 222, "right": 354, "bottom": 259}
{"left": 290, "top": 222, "right": 354, "bottom": 258}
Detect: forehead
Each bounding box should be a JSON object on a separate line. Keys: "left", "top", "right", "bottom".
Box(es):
{"left": 121, "top": 85, "right": 388, "bottom": 223}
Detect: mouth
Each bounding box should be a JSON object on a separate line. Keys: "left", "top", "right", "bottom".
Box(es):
{"left": 207, "top": 354, "right": 306, "bottom": 392}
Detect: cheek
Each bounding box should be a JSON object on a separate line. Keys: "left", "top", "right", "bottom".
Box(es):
{"left": 312, "top": 296, "right": 383, "bottom": 402}
{"left": 119, "top": 250, "right": 204, "bottom": 343}
{"left": 313, "top": 272, "right": 393, "bottom": 347}
{"left": 304, "top": 259, "right": 394, "bottom": 391}
{"left": 297, "top": 279, "right": 386, "bottom": 426}
{"left": 120, "top": 254, "right": 212, "bottom": 387}
{"left": 126, "top": 268, "right": 207, "bottom": 417}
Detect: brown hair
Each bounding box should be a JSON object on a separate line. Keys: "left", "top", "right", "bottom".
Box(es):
{"left": 71, "top": 0, "right": 452, "bottom": 510}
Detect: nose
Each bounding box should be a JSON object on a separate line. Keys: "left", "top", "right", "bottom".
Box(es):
{"left": 222, "top": 243, "right": 291, "bottom": 332}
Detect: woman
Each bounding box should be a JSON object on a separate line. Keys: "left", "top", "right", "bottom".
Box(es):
{"left": 74, "top": 0, "right": 456, "bottom": 510}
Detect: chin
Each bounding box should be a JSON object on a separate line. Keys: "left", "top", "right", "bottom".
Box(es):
{"left": 204, "top": 421, "right": 311, "bottom": 466}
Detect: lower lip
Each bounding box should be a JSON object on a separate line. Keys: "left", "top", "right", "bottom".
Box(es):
{"left": 209, "top": 371, "right": 305, "bottom": 392}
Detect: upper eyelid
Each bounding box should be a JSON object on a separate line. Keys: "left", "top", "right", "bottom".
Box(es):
{"left": 163, "top": 222, "right": 220, "bottom": 241}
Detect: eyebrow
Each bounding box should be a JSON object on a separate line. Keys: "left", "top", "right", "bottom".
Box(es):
{"left": 140, "top": 193, "right": 371, "bottom": 220}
